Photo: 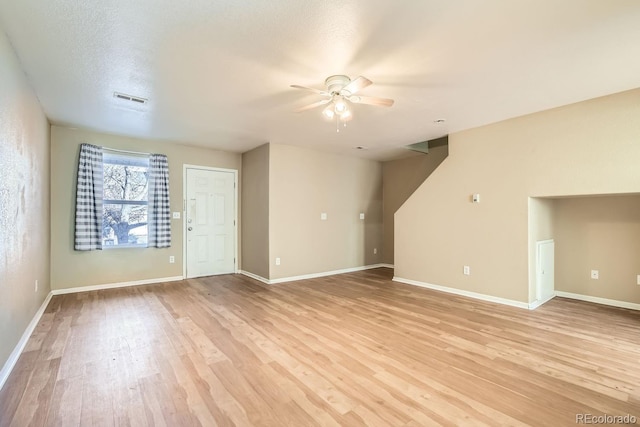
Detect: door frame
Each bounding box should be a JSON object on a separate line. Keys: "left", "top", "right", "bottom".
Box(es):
{"left": 182, "top": 164, "right": 238, "bottom": 278}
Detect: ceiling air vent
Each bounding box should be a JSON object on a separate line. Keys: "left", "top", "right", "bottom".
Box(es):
{"left": 113, "top": 91, "right": 148, "bottom": 104}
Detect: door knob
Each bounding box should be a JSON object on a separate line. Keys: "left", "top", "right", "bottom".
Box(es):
{"left": 188, "top": 227, "right": 193, "bottom": 231}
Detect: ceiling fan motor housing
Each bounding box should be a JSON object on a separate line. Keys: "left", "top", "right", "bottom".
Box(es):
{"left": 325, "top": 75, "right": 351, "bottom": 95}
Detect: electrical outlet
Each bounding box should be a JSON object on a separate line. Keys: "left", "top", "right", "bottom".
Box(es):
{"left": 35, "top": 279, "right": 38, "bottom": 292}
{"left": 172, "top": 212, "right": 181, "bottom": 219}
{"left": 320, "top": 213, "right": 327, "bottom": 220}
{"left": 169, "top": 256, "right": 175, "bottom": 263}
{"left": 463, "top": 266, "right": 470, "bottom": 275}
{"left": 591, "top": 270, "right": 599, "bottom": 279}
{"left": 275, "top": 257, "right": 281, "bottom": 266}
{"left": 373, "top": 248, "right": 377, "bottom": 255}
{"left": 360, "top": 213, "right": 365, "bottom": 220}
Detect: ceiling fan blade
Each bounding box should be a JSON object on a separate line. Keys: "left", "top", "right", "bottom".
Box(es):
{"left": 294, "top": 98, "right": 331, "bottom": 113}
{"left": 349, "top": 95, "right": 394, "bottom": 107}
{"left": 341, "top": 76, "right": 372, "bottom": 95}
{"left": 290, "top": 84, "right": 329, "bottom": 96}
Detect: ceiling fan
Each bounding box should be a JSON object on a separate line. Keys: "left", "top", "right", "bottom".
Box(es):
{"left": 291, "top": 75, "right": 394, "bottom": 125}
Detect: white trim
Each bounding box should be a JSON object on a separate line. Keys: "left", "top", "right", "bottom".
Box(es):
{"left": 51, "top": 276, "right": 184, "bottom": 295}
{"left": 393, "top": 276, "right": 531, "bottom": 310}
{"left": 239, "top": 270, "right": 271, "bottom": 284}
{"left": 528, "top": 293, "right": 556, "bottom": 310}
{"left": 555, "top": 291, "right": 640, "bottom": 311}
{"left": 536, "top": 239, "right": 554, "bottom": 245}
{"left": 0, "top": 291, "right": 53, "bottom": 391}
{"left": 377, "top": 263, "right": 395, "bottom": 269}
{"left": 183, "top": 165, "right": 239, "bottom": 279}
{"left": 240, "top": 264, "right": 392, "bottom": 285}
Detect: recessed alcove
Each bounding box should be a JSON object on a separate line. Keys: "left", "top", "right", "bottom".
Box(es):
{"left": 529, "top": 193, "right": 640, "bottom": 307}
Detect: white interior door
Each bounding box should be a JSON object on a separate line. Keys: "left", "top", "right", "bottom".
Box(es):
{"left": 536, "top": 239, "right": 555, "bottom": 301}
{"left": 185, "top": 167, "right": 236, "bottom": 278}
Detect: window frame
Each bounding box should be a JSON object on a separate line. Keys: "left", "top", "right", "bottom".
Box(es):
{"left": 101, "top": 151, "right": 150, "bottom": 248}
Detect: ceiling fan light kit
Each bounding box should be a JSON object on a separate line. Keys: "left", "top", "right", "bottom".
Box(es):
{"left": 291, "top": 74, "right": 394, "bottom": 131}
{"left": 334, "top": 96, "right": 348, "bottom": 113}
{"left": 322, "top": 106, "right": 335, "bottom": 119}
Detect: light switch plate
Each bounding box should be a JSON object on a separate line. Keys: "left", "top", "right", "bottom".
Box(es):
{"left": 320, "top": 213, "right": 327, "bottom": 220}
{"left": 360, "top": 213, "right": 365, "bottom": 220}
{"left": 172, "top": 212, "right": 181, "bottom": 219}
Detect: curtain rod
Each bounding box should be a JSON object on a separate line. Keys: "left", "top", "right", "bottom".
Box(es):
{"left": 103, "top": 146, "right": 150, "bottom": 156}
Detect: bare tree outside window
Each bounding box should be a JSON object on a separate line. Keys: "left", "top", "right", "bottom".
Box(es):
{"left": 102, "top": 154, "right": 149, "bottom": 246}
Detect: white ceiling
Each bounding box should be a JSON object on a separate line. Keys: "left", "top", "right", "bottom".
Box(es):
{"left": 1, "top": 0, "right": 640, "bottom": 161}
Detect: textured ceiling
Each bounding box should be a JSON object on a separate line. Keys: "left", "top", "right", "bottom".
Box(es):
{"left": 1, "top": 0, "right": 640, "bottom": 160}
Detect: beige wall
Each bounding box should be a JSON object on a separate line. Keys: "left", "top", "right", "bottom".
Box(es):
{"left": 241, "top": 143, "right": 270, "bottom": 278}
{"left": 396, "top": 88, "right": 640, "bottom": 304}
{"left": 382, "top": 145, "right": 448, "bottom": 265}
{"left": 50, "top": 126, "right": 241, "bottom": 290}
{"left": 554, "top": 195, "right": 640, "bottom": 303}
{"left": 0, "top": 30, "right": 50, "bottom": 371}
{"left": 269, "top": 144, "right": 383, "bottom": 280}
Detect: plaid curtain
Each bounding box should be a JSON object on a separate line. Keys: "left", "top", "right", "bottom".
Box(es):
{"left": 74, "top": 143, "right": 103, "bottom": 250}
{"left": 148, "top": 154, "right": 171, "bottom": 248}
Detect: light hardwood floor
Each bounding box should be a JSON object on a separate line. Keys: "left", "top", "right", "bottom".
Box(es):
{"left": 1, "top": 268, "right": 639, "bottom": 426}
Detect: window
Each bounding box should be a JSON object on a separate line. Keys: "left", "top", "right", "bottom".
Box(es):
{"left": 75, "top": 143, "right": 170, "bottom": 251}
{"left": 102, "top": 151, "right": 149, "bottom": 247}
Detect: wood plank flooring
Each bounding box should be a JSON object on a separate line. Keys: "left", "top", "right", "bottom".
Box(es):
{"left": 1, "top": 268, "right": 639, "bottom": 426}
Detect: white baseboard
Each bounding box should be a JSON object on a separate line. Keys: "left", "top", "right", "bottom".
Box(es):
{"left": 51, "top": 276, "right": 184, "bottom": 295}
{"left": 528, "top": 293, "right": 556, "bottom": 310}
{"left": 555, "top": 291, "right": 640, "bottom": 311}
{"left": 393, "top": 276, "right": 531, "bottom": 310}
{"left": 377, "top": 263, "right": 395, "bottom": 269}
{"left": 0, "top": 291, "right": 53, "bottom": 391}
{"left": 240, "top": 264, "right": 393, "bottom": 285}
{"left": 238, "top": 270, "right": 271, "bottom": 284}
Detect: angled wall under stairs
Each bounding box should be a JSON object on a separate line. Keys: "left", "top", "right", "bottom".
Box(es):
{"left": 382, "top": 136, "right": 449, "bottom": 265}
